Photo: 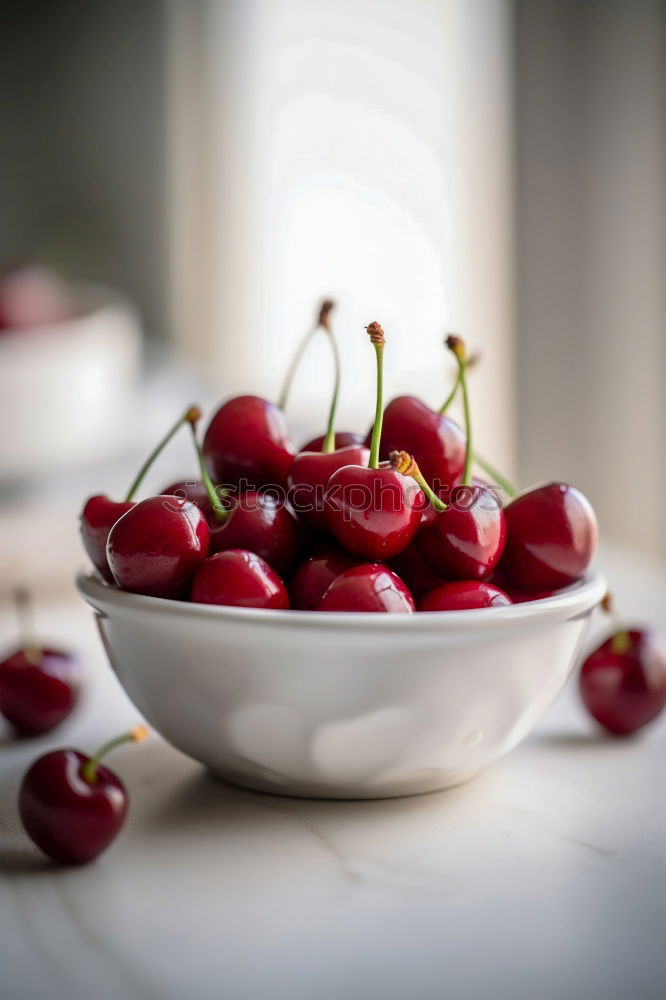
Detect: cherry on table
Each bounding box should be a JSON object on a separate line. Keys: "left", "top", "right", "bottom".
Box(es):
{"left": 19, "top": 725, "right": 148, "bottom": 865}
{"left": 106, "top": 495, "right": 210, "bottom": 599}
{"left": 0, "top": 589, "right": 80, "bottom": 736}
{"left": 324, "top": 323, "right": 423, "bottom": 560}
{"left": 500, "top": 482, "right": 598, "bottom": 591}
{"left": 190, "top": 550, "right": 290, "bottom": 609}
{"left": 315, "top": 563, "right": 415, "bottom": 613}
{"left": 418, "top": 580, "right": 512, "bottom": 611}
{"left": 81, "top": 406, "right": 200, "bottom": 581}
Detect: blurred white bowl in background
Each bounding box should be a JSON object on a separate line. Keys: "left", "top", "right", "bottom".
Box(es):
{"left": 0, "top": 284, "right": 141, "bottom": 481}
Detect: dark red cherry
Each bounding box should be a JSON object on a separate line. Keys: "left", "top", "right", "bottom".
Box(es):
{"left": 365, "top": 395, "right": 465, "bottom": 491}
{"left": 80, "top": 495, "right": 134, "bottom": 582}
{"left": 325, "top": 465, "right": 423, "bottom": 560}
{"left": 300, "top": 431, "right": 364, "bottom": 452}
{"left": 389, "top": 540, "right": 447, "bottom": 599}
{"left": 80, "top": 407, "right": 201, "bottom": 581}
{"left": 290, "top": 548, "right": 361, "bottom": 610}
{"left": 287, "top": 444, "right": 370, "bottom": 530}
{"left": 19, "top": 726, "right": 147, "bottom": 864}
{"left": 107, "top": 495, "right": 210, "bottom": 599}
{"left": 190, "top": 550, "right": 289, "bottom": 609}
{"left": 209, "top": 491, "right": 304, "bottom": 575}
{"left": 500, "top": 482, "right": 598, "bottom": 591}
{"left": 0, "top": 647, "right": 80, "bottom": 735}
{"left": 203, "top": 395, "right": 296, "bottom": 488}
{"left": 315, "top": 563, "right": 415, "bottom": 612}
{"left": 417, "top": 484, "right": 507, "bottom": 581}
{"left": 580, "top": 629, "right": 666, "bottom": 736}
{"left": 419, "top": 580, "right": 512, "bottom": 611}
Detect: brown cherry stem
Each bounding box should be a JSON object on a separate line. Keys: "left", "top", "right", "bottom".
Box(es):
{"left": 389, "top": 451, "right": 447, "bottom": 512}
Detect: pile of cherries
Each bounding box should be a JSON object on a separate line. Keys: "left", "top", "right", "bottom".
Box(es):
{"left": 80, "top": 303, "right": 600, "bottom": 614}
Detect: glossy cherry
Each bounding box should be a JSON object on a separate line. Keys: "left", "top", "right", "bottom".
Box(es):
{"left": 190, "top": 550, "right": 290, "bottom": 609}
{"left": 203, "top": 395, "right": 295, "bottom": 489}
{"left": 19, "top": 725, "right": 148, "bottom": 864}
{"left": 394, "top": 338, "right": 506, "bottom": 581}
{"left": 0, "top": 590, "right": 80, "bottom": 735}
{"left": 389, "top": 539, "right": 447, "bottom": 600}
{"left": 580, "top": 629, "right": 666, "bottom": 736}
{"left": 324, "top": 323, "right": 423, "bottom": 560}
{"left": 81, "top": 406, "right": 200, "bottom": 581}
{"left": 107, "top": 495, "right": 210, "bottom": 598}
{"left": 161, "top": 479, "right": 219, "bottom": 527}
{"left": 500, "top": 482, "right": 598, "bottom": 591}
{"left": 418, "top": 580, "right": 512, "bottom": 611}
{"left": 367, "top": 395, "right": 465, "bottom": 492}
{"left": 290, "top": 548, "right": 361, "bottom": 610}
{"left": 315, "top": 563, "right": 415, "bottom": 612}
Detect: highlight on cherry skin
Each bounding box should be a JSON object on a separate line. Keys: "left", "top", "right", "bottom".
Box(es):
{"left": 19, "top": 725, "right": 148, "bottom": 865}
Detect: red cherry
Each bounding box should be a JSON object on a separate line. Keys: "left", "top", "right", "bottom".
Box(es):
{"left": 81, "top": 407, "right": 201, "bottom": 581}
{"left": 288, "top": 444, "right": 370, "bottom": 530}
{"left": 203, "top": 395, "right": 295, "bottom": 488}
{"left": 419, "top": 580, "right": 512, "bottom": 611}
{"left": 389, "top": 541, "right": 448, "bottom": 599}
{"left": 300, "top": 431, "right": 364, "bottom": 452}
{"left": 190, "top": 550, "right": 290, "bottom": 609}
{"left": 0, "top": 648, "right": 80, "bottom": 735}
{"left": 315, "top": 563, "right": 415, "bottom": 612}
{"left": 19, "top": 726, "right": 148, "bottom": 864}
{"left": 209, "top": 491, "right": 304, "bottom": 575}
{"left": 80, "top": 495, "right": 134, "bottom": 582}
{"left": 417, "top": 484, "right": 507, "bottom": 581}
{"left": 0, "top": 589, "right": 80, "bottom": 735}
{"left": 366, "top": 395, "right": 465, "bottom": 490}
{"left": 580, "top": 629, "right": 666, "bottom": 736}
{"left": 107, "top": 495, "right": 210, "bottom": 598}
{"left": 500, "top": 483, "right": 598, "bottom": 591}
{"left": 290, "top": 548, "right": 361, "bottom": 610}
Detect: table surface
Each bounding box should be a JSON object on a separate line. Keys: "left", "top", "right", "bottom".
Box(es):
{"left": 1, "top": 542, "right": 665, "bottom": 1000}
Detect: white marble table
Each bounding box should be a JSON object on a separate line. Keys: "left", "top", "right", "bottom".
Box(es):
{"left": 1, "top": 543, "right": 665, "bottom": 1000}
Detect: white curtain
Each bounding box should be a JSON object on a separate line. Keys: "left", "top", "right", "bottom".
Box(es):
{"left": 167, "top": 0, "right": 515, "bottom": 467}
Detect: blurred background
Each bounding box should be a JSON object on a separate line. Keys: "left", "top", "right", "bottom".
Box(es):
{"left": 0, "top": 0, "right": 664, "bottom": 601}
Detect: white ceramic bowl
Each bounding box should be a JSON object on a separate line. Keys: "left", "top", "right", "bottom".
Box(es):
{"left": 78, "top": 571, "right": 605, "bottom": 799}
{"left": 0, "top": 284, "right": 141, "bottom": 480}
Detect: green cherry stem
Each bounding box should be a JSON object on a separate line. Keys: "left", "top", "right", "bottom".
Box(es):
{"left": 320, "top": 303, "right": 341, "bottom": 454}
{"left": 390, "top": 451, "right": 447, "bottom": 512}
{"left": 600, "top": 593, "right": 632, "bottom": 655}
{"left": 188, "top": 423, "right": 231, "bottom": 525}
{"left": 446, "top": 335, "right": 472, "bottom": 486}
{"left": 366, "top": 322, "right": 387, "bottom": 470}
{"left": 278, "top": 299, "right": 336, "bottom": 412}
{"left": 14, "top": 587, "right": 40, "bottom": 665}
{"left": 124, "top": 406, "right": 201, "bottom": 503}
{"left": 81, "top": 725, "right": 149, "bottom": 785}
{"left": 438, "top": 368, "right": 462, "bottom": 415}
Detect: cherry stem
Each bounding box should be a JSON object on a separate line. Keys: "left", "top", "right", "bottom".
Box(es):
{"left": 389, "top": 451, "right": 447, "bottom": 512}
{"left": 81, "top": 725, "right": 148, "bottom": 785}
{"left": 320, "top": 304, "right": 341, "bottom": 454}
{"left": 14, "top": 587, "right": 40, "bottom": 665}
{"left": 601, "top": 593, "right": 631, "bottom": 655}
{"left": 188, "top": 423, "right": 231, "bottom": 525}
{"left": 125, "top": 406, "right": 201, "bottom": 503}
{"left": 438, "top": 368, "right": 462, "bottom": 415}
{"left": 278, "top": 299, "right": 335, "bottom": 412}
{"left": 472, "top": 454, "right": 517, "bottom": 498}
{"left": 446, "top": 335, "right": 473, "bottom": 486}
{"left": 366, "top": 322, "right": 386, "bottom": 470}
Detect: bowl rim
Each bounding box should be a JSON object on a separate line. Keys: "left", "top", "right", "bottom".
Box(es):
{"left": 76, "top": 568, "right": 606, "bottom": 632}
